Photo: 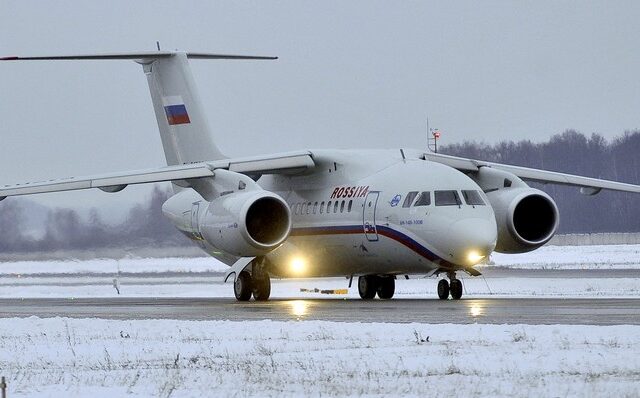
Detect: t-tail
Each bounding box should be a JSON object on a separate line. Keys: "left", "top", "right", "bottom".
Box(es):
{"left": 0, "top": 51, "right": 277, "bottom": 165}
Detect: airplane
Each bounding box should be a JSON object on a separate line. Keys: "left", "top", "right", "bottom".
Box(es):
{"left": 1, "top": 51, "right": 639, "bottom": 302}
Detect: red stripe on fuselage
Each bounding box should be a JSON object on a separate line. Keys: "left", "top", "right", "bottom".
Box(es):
{"left": 290, "top": 225, "right": 456, "bottom": 268}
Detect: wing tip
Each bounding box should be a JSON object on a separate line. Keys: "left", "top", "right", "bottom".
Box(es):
{"left": 0, "top": 56, "right": 19, "bottom": 61}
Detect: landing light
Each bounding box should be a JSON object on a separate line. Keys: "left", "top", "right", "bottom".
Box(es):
{"left": 290, "top": 257, "right": 306, "bottom": 274}
{"left": 466, "top": 250, "right": 485, "bottom": 264}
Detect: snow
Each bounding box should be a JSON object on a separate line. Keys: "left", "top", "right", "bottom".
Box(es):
{"left": 0, "top": 245, "right": 639, "bottom": 396}
{"left": 2, "top": 274, "right": 640, "bottom": 299}
{"left": 0, "top": 244, "right": 637, "bottom": 277}
{"left": 491, "top": 244, "right": 640, "bottom": 269}
{"left": 0, "top": 257, "right": 228, "bottom": 275}
{"left": 1, "top": 244, "right": 640, "bottom": 299}
{"left": 0, "top": 317, "right": 638, "bottom": 398}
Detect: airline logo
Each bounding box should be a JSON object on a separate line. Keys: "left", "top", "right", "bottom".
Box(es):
{"left": 163, "top": 96, "right": 191, "bottom": 125}
{"left": 330, "top": 185, "right": 369, "bottom": 199}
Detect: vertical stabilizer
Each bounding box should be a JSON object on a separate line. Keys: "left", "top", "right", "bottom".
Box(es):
{"left": 142, "top": 53, "right": 224, "bottom": 165}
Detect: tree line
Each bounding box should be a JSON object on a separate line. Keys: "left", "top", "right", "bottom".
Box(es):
{"left": 0, "top": 130, "right": 639, "bottom": 252}
{"left": 0, "top": 186, "right": 190, "bottom": 252}
{"left": 440, "top": 129, "right": 640, "bottom": 233}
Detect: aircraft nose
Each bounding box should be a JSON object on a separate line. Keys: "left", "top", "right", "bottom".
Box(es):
{"left": 441, "top": 218, "right": 497, "bottom": 266}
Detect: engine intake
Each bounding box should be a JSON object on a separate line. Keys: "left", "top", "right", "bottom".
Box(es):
{"left": 245, "top": 196, "right": 291, "bottom": 247}
{"left": 201, "top": 191, "right": 291, "bottom": 257}
{"left": 486, "top": 188, "right": 559, "bottom": 253}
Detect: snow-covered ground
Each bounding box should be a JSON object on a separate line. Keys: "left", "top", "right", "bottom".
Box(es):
{"left": 2, "top": 273, "right": 640, "bottom": 299}
{"left": 0, "top": 245, "right": 639, "bottom": 397}
{"left": 0, "top": 317, "right": 638, "bottom": 398}
{"left": 0, "top": 257, "right": 227, "bottom": 275}
{"left": 490, "top": 244, "right": 640, "bottom": 269}
{"left": 0, "top": 244, "right": 638, "bottom": 276}
{"left": 0, "top": 244, "right": 639, "bottom": 299}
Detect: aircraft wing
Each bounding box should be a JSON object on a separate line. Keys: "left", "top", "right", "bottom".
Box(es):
{"left": 0, "top": 151, "right": 315, "bottom": 200}
{"left": 423, "top": 152, "right": 640, "bottom": 195}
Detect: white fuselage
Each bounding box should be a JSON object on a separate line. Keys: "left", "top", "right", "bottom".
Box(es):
{"left": 163, "top": 149, "right": 498, "bottom": 277}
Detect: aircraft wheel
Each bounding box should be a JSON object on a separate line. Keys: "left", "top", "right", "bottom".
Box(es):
{"left": 234, "top": 271, "right": 253, "bottom": 301}
{"left": 377, "top": 276, "right": 395, "bottom": 299}
{"left": 358, "top": 275, "right": 378, "bottom": 299}
{"left": 450, "top": 279, "right": 463, "bottom": 300}
{"left": 437, "top": 279, "right": 450, "bottom": 300}
{"left": 252, "top": 273, "right": 271, "bottom": 301}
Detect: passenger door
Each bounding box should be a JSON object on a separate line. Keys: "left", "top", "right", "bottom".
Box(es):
{"left": 363, "top": 192, "right": 379, "bottom": 241}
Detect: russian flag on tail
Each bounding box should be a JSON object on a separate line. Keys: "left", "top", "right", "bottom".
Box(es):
{"left": 163, "top": 96, "right": 191, "bottom": 125}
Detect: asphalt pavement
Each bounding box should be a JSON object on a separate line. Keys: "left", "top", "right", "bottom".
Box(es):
{"left": 1, "top": 297, "right": 639, "bottom": 325}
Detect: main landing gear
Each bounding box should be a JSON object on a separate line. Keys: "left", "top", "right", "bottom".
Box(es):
{"left": 234, "top": 260, "right": 271, "bottom": 302}
{"left": 437, "top": 272, "right": 463, "bottom": 300}
{"left": 358, "top": 275, "right": 395, "bottom": 300}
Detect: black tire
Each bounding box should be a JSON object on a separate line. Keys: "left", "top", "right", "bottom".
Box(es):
{"left": 358, "top": 275, "right": 378, "bottom": 299}
{"left": 377, "top": 276, "right": 395, "bottom": 299}
{"left": 252, "top": 274, "right": 271, "bottom": 301}
{"left": 437, "top": 279, "right": 450, "bottom": 300}
{"left": 450, "top": 279, "right": 463, "bottom": 300}
{"left": 234, "top": 271, "right": 253, "bottom": 301}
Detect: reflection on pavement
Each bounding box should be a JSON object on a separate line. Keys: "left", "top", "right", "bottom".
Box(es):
{"left": 288, "top": 300, "right": 309, "bottom": 318}
{"left": 467, "top": 301, "right": 485, "bottom": 318}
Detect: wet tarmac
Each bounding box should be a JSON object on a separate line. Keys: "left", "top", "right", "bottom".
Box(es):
{"left": 1, "top": 297, "right": 639, "bottom": 325}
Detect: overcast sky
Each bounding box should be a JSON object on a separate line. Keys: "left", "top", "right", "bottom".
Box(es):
{"left": 1, "top": 1, "right": 639, "bottom": 216}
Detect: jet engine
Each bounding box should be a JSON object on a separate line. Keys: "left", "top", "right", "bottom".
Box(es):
{"left": 200, "top": 190, "right": 291, "bottom": 257}
{"left": 470, "top": 166, "right": 559, "bottom": 254}
{"left": 486, "top": 187, "right": 559, "bottom": 253}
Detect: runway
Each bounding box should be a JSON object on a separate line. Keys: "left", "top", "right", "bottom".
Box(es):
{"left": 2, "top": 297, "right": 639, "bottom": 325}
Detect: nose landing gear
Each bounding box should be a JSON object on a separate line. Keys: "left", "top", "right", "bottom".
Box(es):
{"left": 437, "top": 272, "right": 463, "bottom": 300}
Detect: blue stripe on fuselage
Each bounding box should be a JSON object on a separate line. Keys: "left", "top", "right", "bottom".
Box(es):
{"left": 290, "top": 224, "right": 456, "bottom": 269}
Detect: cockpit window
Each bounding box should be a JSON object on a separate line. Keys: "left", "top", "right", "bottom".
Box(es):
{"left": 414, "top": 191, "right": 431, "bottom": 206}
{"left": 435, "top": 190, "right": 462, "bottom": 206}
{"left": 462, "top": 190, "right": 486, "bottom": 206}
{"left": 403, "top": 191, "right": 419, "bottom": 208}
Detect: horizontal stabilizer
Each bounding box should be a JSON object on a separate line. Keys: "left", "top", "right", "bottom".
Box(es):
{"left": 0, "top": 51, "right": 277, "bottom": 61}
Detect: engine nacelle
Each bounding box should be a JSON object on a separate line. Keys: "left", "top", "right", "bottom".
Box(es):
{"left": 200, "top": 190, "right": 291, "bottom": 257}
{"left": 486, "top": 187, "right": 559, "bottom": 253}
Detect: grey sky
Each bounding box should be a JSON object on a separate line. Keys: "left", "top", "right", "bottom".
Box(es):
{"left": 1, "top": 1, "right": 639, "bottom": 216}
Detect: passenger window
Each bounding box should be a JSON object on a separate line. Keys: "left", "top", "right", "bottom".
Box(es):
{"left": 403, "top": 191, "right": 419, "bottom": 208}
{"left": 327, "top": 201, "right": 332, "bottom": 214}
{"left": 435, "top": 190, "right": 462, "bottom": 206}
{"left": 313, "top": 202, "right": 318, "bottom": 214}
{"left": 340, "top": 200, "right": 345, "bottom": 213}
{"left": 334, "top": 201, "right": 339, "bottom": 213}
{"left": 307, "top": 202, "right": 312, "bottom": 214}
{"left": 301, "top": 203, "right": 306, "bottom": 214}
{"left": 462, "top": 190, "right": 486, "bottom": 206}
{"left": 348, "top": 200, "right": 353, "bottom": 212}
{"left": 414, "top": 191, "right": 431, "bottom": 206}
{"left": 320, "top": 201, "right": 325, "bottom": 214}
